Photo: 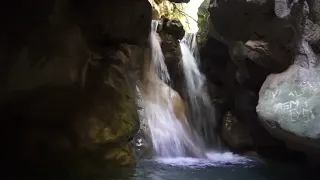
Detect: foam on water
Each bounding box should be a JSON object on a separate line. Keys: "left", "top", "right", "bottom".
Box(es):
{"left": 154, "top": 152, "right": 252, "bottom": 167}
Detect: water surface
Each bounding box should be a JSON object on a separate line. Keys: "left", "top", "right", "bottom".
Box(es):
{"left": 125, "top": 152, "right": 310, "bottom": 180}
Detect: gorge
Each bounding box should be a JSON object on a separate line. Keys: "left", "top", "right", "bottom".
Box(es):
{"left": 1, "top": 0, "right": 320, "bottom": 179}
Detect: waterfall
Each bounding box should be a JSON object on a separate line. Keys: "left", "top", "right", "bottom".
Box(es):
{"left": 149, "top": 20, "right": 170, "bottom": 83}
{"left": 137, "top": 20, "right": 204, "bottom": 158}
{"left": 180, "top": 33, "right": 217, "bottom": 144}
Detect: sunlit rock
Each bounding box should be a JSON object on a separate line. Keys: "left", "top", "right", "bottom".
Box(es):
{"left": 148, "top": 0, "right": 204, "bottom": 33}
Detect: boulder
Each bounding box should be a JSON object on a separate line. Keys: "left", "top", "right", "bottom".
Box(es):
{"left": 161, "top": 17, "right": 185, "bottom": 40}
{"left": 256, "top": 0, "right": 320, "bottom": 154}
{"left": 257, "top": 45, "right": 320, "bottom": 142}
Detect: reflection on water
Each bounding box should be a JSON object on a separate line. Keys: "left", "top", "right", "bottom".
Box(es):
{"left": 64, "top": 153, "right": 311, "bottom": 180}
{"left": 130, "top": 156, "right": 309, "bottom": 180}
{"left": 26, "top": 154, "right": 314, "bottom": 180}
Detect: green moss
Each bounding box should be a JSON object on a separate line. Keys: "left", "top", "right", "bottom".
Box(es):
{"left": 197, "top": 0, "right": 210, "bottom": 43}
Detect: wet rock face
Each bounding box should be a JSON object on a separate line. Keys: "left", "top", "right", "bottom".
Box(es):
{"left": 157, "top": 18, "right": 185, "bottom": 96}
{"left": 221, "top": 111, "right": 253, "bottom": 149}
{"left": 160, "top": 17, "right": 185, "bottom": 40}
{"left": 0, "top": 0, "right": 151, "bottom": 174}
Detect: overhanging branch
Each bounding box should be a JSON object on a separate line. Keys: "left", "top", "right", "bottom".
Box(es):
{"left": 172, "top": 3, "right": 197, "bottom": 23}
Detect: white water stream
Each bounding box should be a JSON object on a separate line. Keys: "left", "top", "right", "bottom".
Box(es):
{"left": 137, "top": 20, "right": 204, "bottom": 158}
{"left": 180, "top": 33, "right": 216, "bottom": 143}
{"left": 136, "top": 21, "right": 241, "bottom": 163}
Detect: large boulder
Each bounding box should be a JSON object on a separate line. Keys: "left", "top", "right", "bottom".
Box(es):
{"left": 257, "top": 41, "right": 320, "bottom": 151}
{"left": 204, "top": 0, "right": 320, "bottom": 161}
{"left": 256, "top": 0, "right": 320, "bottom": 159}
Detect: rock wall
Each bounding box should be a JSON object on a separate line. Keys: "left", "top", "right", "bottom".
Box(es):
{"left": 202, "top": 0, "right": 320, "bottom": 161}
{"left": 0, "top": 0, "right": 151, "bottom": 175}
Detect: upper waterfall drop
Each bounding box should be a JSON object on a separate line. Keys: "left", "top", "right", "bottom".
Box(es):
{"left": 150, "top": 20, "right": 170, "bottom": 83}
{"left": 180, "top": 33, "right": 217, "bottom": 144}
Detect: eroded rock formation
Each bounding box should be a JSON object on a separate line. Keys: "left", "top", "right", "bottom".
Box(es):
{"left": 157, "top": 18, "right": 185, "bottom": 95}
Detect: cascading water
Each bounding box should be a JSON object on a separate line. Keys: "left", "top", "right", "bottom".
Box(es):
{"left": 149, "top": 20, "right": 170, "bottom": 83}
{"left": 134, "top": 20, "right": 249, "bottom": 166}
{"left": 137, "top": 20, "right": 204, "bottom": 158}
{"left": 180, "top": 33, "right": 217, "bottom": 144}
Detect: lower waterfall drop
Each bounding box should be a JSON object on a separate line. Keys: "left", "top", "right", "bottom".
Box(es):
{"left": 180, "top": 33, "right": 217, "bottom": 144}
